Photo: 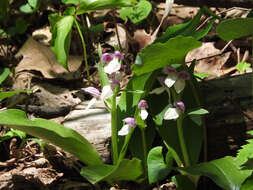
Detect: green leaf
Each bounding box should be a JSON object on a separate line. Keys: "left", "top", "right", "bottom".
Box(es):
{"left": 77, "top": 0, "right": 136, "bottom": 15}
{"left": 19, "top": 4, "right": 34, "bottom": 14}
{"left": 0, "top": 0, "right": 9, "bottom": 21}
{"left": 0, "top": 109, "right": 102, "bottom": 166}
{"left": 171, "top": 175, "right": 196, "bottom": 190}
{"left": 0, "top": 67, "right": 10, "bottom": 85}
{"left": 62, "top": 0, "right": 82, "bottom": 5}
{"left": 80, "top": 158, "right": 143, "bottom": 184}
{"left": 49, "top": 15, "right": 74, "bottom": 70}
{"left": 241, "top": 175, "right": 253, "bottom": 190}
{"left": 150, "top": 73, "right": 203, "bottom": 165}
{"left": 178, "top": 156, "right": 252, "bottom": 190}
{"left": 120, "top": 0, "right": 152, "bottom": 24}
{"left": 155, "top": 8, "right": 204, "bottom": 43}
{"left": 15, "top": 19, "right": 29, "bottom": 34}
{"left": 147, "top": 146, "right": 172, "bottom": 184}
{"left": 0, "top": 128, "right": 26, "bottom": 143}
{"left": 0, "top": 90, "right": 32, "bottom": 101}
{"left": 236, "top": 62, "right": 251, "bottom": 72}
{"left": 194, "top": 72, "right": 216, "bottom": 81}
{"left": 187, "top": 108, "right": 209, "bottom": 116}
{"left": 63, "top": 6, "right": 76, "bottom": 15}
{"left": 192, "top": 18, "right": 215, "bottom": 40}
{"left": 132, "top": 36, "right": 201, "bottom": 76}
{"left": 217, "top": 18, "right": 253, "bottom": 41}
{"left": 236, "top": 132, "right": 253, "bottom": 166}
{"left": 28, "top": 0, "right": 40, "bottom": 9}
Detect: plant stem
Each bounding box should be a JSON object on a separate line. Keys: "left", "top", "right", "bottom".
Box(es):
{"left": 141, "top": 128, "right": 148, "bottom": 175}
{"left": 177, "top": 115, "right": 191, "bottom": 167}
{"left": 252, "top": 35, "right": 253, "bottom": 98}
{"left": 163, "top": 140, "right": 183, "bottom": 167}
{"left": 111, "top": 88, "right": 119, "bottom": 164}
{"left": 74, "top": 19, "right": 91, "bottom": 84}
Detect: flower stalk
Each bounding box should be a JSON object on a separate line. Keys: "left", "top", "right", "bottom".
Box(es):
{"left": 111, "top": 87, "right": 119, "bottom": 164}
{"left": 74, "top": 19, "right": 90, "bottom": 84}
{"left": 177, "top": 114, "right": 191, "bottom": 167}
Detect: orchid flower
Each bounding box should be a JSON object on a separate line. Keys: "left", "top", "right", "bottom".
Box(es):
{"left": 82, "top": 85, "right": 113, "bottom": 110}
{"left": 138, "top": 99, "right": 149, "bottom": 120}
{"left": 118, "top": 117, "right": 136, "bottom": 136}
{"left": 164, "top": 101, "right": 185, "bottom": 120}
{"left": 102, "top": 51, "right": 124, "bottom": 75}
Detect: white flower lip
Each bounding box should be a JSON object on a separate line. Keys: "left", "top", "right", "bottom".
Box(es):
{"left": 101, "top": 85, "right": 113, "bottom": 101}
{"left": 118, "top": 124, "right": 131, "bottom": 136}
{"left": 104, "top": 57, "right": 121, "bottom": 75}
{"left": 164, "top": 72, "right": 178, "bottom": 88}
{"left": 140, "top": 109, "right": 148, "bottom": 120}
{"left": 164, "top": 108, "right": 180, "bottom": 120}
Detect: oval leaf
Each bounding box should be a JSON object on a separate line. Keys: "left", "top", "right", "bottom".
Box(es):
{"left": 80, "top": 158, "right": 143, "bottom": 184}
{"left": 178, "top": 156, "right": 252, "bottom": 190}
{"left": 132, "top": 36, "right": 201, "bottom": 76}
{"left": 147, "top": 146, "right": 172, "bottom": 184}
{"left": 217, "top": 18, "right": 253, "bottom": 41}
{"left": 0, "top": 109, "right": 102, "bottom": 166}
{"left": 49, "top": 15, "right": 74, "bottom": 70}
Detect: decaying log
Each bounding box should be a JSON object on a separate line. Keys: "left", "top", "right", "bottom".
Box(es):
{"left": 63, "top": 73, "right": 253, "bottom": 162}
{"left": 174, "top": 0, "right": 253, "bottom": 8}
{"left": 202, "top": 72, "right": 253, "bottom": 160}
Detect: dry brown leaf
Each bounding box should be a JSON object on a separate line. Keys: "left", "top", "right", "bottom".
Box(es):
{"left": 133, "top": 29, "right": 152, "bottom": 50}
{"left": 16, "top": 36, "right": 82, "bottom": 80}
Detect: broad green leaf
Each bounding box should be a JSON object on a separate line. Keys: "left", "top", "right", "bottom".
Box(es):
{"left": 236, "top": 62, "right": 251, "bottom": 72}
{"left": 132, "top": 36, "right": 201, "bottom": 76}
{"left": 80, "top": 158, "right": 143, "bottom": 184}
{"left": 15, "top": 19, "right": 29, "bottom": 34}
{"left": 0, "top": 0, "right": 9, "bottom": 21}
{"left": 236, "top": 131, "right": 253, "bottom": 167}
{"left": 0, "top": 128, "right": 26, "bottom": 143}
{"left": 0, "top": 90, "right": 32, "bottom": 101}
{"left": 120, "top": 0, "right": 152, "bottom": 24}
{"left": 28, "top": 0, "right": 40, "bottom": 9}
{"left": 77, "top": 0, "right": 136, "bottom": 15}
{"left": 150, "top": 73, "right": 203, "bottom": 165}
{"left": 241, "top": 175, "right": 253, "bottom": 190}
{"left": 192, "top": 18, "right": 215, "bottom": 40}
{"left": 217, "top": 18, "right": 253, "bottom": 41}
{"left": 178, "top": 156, "right": 252, "bottom": 190}
{"left": 49, "top": 15, "right": 74, "bottom": 70}
{"left": 147, "top": 146, "right": 172, "bottom": 184}
{"left": 171, "top": 175, "right": 196, "bottom": 190}
{"left": 155, "top": 8, "right": 204, "bottom": 43}
{"left": 0, "top": 67, "right": 10, "bottom": 85}
{"left": 62, "top": 0, "right": 82, "bottom": 5}
{"left": 0, "top": 109, "right": 102, "bottom": 166}
{"left": 63, "top": 6, "right": 76, "bottom": 15}
{"left": 19, "top": 4, "right": 33, "bottom": 14}
{"left": 187, "top": 108, "right": 209, "bottom": 116}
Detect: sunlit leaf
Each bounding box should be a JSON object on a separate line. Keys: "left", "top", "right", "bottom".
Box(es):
{"left": 0, "top": 109, "right": 102, "bottom": 166}
{"left": 77, "top": 0, "right": 136, "bottom": 14}
{"left": 147, "top": 146, "right": 172, "bottom": 184}
{"left": 0, "top": 67, "right": 10, "bottom": 85}
{"left": 178, "top": 156, "right": 252, "bottom": 190}
{"left": 49, "top": 14, "right": 74, "bottom": 70}
{"left": 120, "top": 0, "right": 152, "bottom": 24}
{"left": 132, "top": 36, "right": 201, "bottom": 76}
